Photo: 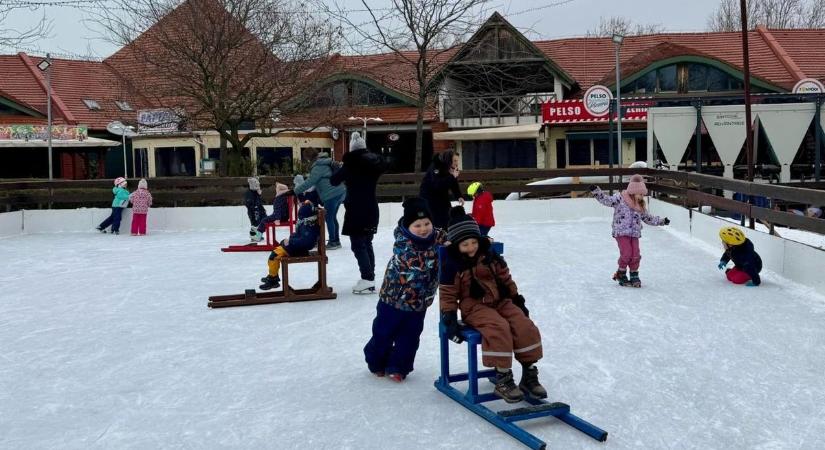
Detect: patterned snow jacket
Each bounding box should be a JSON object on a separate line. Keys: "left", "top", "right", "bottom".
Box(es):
{"left": 378, "top": 221, "right": 446, "bottom": 312}
{"left": 593, "top": 187, "right": 666, "bottom": 238}
{"left": 129, "top": 188, "right": 153, "bottom": 214}
{"left": 438, "top": 247, "right": 518, "bottom": 314}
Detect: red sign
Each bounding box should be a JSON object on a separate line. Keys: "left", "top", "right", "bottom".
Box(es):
{"left": 542, "top": 98, "right": 652, "bottom": 124}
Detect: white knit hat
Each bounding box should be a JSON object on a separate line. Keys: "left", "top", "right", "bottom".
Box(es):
{"left": 350, "top": 131, "right": 367, "bottom": 151}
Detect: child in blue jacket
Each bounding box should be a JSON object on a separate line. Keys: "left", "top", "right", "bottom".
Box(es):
{"left": 363, "top": 197, "right": 446, "bottom": 382}
{"left": 259, "top": 201, "right": 320, "bottom": 290}
{"left": 97, "top": 177, "right": 130, "bottom": 235}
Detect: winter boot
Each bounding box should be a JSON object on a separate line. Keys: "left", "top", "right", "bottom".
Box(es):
{"left": 629, "top": 271, "right": 641, "bottom": 288}
{"left": 96, "top": 227, "right": 107, "bottom": 233}
{"left": 352, "top": 279, "right": 376, "bottom": 295}
{"left": 250, "top": 229, "right": 264, "bottom": 243}
{"left": 326, "top": 241, "right": 342, "bottom": 250}
{"left": 613, "top": 269, "right": 629, "bottom": 286}
{"left": 112, "top": 230, "right": 119, "bottom": 235}
{"left": 388, "top": 373, "right": 406, "bottom": 383}
{"left": 259, "top": 275, "right": 281, "bottom": 291}
{"left": 494, "top": 369, "right": 524, "bottom": 404}
{"left": 519, "top": 364, "right": 548, "bottom": 399}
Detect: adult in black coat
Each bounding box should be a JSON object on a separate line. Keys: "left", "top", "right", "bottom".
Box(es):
{"left": 330, "top": 131, "right": 386, "bottom": 292}
{"left": 419, "top": 150, "right": 464, "bottom": 229}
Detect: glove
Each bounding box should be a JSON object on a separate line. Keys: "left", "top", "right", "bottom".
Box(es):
{"left": 745, "top": 281, "right": 757, "bottom": 287}
{"left": 717, "top": 260, "right": 726, "bottom": 270}
{"left": 512, "top": 294, "right": 529, "bottom": 317}
{"left": 662, "top": 217, "right": 670, "bottom": 225}
{"left": 588, "top": 184, "right": 598, "bottom": 192}
{"left": 442, "top": 311, "right": 463, "bottom": 344}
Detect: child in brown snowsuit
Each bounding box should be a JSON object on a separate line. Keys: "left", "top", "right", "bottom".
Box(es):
{"left": 438, "top": 206, "right": 546, "bottom": 403}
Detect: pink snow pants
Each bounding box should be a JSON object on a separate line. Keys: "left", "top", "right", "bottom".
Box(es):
{"left": 131, "top": 213, "right": 147, "bottom": 235}
{"left": 725, "top": 267, "right": 751, "bottom": 284}
{"left": 615, "top": 236, "right": 641, "bottom": 271}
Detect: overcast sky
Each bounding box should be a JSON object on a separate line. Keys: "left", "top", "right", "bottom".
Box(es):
{"left": 2, "top": 0, "right": 722, "bottom": 60}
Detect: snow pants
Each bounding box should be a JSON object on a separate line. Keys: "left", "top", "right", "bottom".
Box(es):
{"left": 131, "top": 213, "right": 147, "bottom": 235}
{"left": 267, "top": 246, "right": 290, "bottom": 277}
{"left": 460, "top": 298, "right": 542, "bottom": 369}
{"left": 350, "top": 233, "right": 375, "bottom": 281}
{"left": 98, "top": 207, "right": 124, "bottom": 233}
{"left": 364, "top": 301, "right": 426, "bottom": 377}
{"left": 615, "top": 236, "right": 641, "bottom": 271}
{"left": 726, "top": 267, "right": 752, "bottom": 284}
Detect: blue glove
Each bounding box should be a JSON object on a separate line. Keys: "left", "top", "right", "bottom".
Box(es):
{"left": 717, "top": 260, "right": 726, "bottom": 270}
{"left": 745, "top": 281, "right": 756, "bottom": 287}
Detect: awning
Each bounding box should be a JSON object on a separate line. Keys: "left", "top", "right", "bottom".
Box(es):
{"left": 0, "top": 137, "right": 120, "bottom": 148}
{"left": 433, "top": 124, "right": 541, "bottom": 141}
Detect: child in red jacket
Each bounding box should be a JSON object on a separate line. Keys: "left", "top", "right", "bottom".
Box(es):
{"left": 467, "top": 182, "right": 495, "bottom": 236}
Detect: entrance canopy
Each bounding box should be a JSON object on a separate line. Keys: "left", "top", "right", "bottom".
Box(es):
{"left": 433, "top": 124, "right": 540, "bottom": 141}
{"left": 0, "top": 137, "right": 119, "bottom": 148}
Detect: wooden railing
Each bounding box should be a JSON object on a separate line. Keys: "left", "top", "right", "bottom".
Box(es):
{"left": 2, "top": 168, "right": 824, "bottom": 235}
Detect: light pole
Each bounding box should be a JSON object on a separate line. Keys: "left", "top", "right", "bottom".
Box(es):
{"left": 612, "top": 33, "right": 624, "bottom": 168}
{"left": 106, "top": 121, "right": 137, "bottom": 177}
{"left": 348, "top": 116, "right": 383, "bottom": 140}
{"left": 36, "top": 54, "right": 52, "bottom": 180}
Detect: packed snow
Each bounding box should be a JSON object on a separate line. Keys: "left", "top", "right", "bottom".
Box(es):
{"left": 2, "top": 220, "right": 825, "bottom": 449}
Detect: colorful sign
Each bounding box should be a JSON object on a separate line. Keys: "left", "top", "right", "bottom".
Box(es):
{"left": 583, "top": 85, "right": 613, "bottom": 117}
{"left": 542, "top": 98, "right": 652, "bottom": 124}
{"left": 0, "top": 124, "right": 88, "bottom": 141}
{"left": 792, "top": 78, "right": 825, "bottom": 94}
{"left": 137, "top": 109, "right": 182, "bottom": 134}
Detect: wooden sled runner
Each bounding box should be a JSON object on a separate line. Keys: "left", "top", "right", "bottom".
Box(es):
{"left": 209, "top": 207, "right": 337, "bottom": 308}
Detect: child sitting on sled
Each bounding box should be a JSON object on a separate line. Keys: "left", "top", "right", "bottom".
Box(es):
{"left": 439, "top": 206, "right": 546, "bottom": 403}
{"left": 718, "top": 226, "right": 762, "bottom": 286}
{"left": 363, "top": 198, "right": 446, "bottom": 382}
{"left": 259, "top": 201, "right": 320, "bottom": 290}
{"left": 252, "top": 182, "right": 291, "bottom": 242}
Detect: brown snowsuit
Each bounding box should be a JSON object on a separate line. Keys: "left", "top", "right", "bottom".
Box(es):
{"left": 439, "top": 251, "right": 542, "bottom": 368}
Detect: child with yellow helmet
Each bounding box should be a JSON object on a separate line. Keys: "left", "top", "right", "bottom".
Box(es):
{"left": 467, "top": 181, "right": 495, "bottom": 236}
{"left": 718, "top": 226, "right": 762, "bottom": 286}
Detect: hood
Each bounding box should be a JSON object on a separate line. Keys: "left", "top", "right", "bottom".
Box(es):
{"left": 396, "top": 218, "right": 436, "bottom": 248}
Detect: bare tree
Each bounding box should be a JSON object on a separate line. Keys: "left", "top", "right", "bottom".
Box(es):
{"left": 586, "top": 16, "right": 665, "bottom": 37}
{"left": 322, "top": 0, "right": 492, "bottom": 172}
{"left": 707, "top": 0, "right": 825, "bottom": 31}
{"left": 92, "top": 0, "right": 341, "bottom": 175}
{"left": 0, "top": 4, "right": 51, "bottom": 49}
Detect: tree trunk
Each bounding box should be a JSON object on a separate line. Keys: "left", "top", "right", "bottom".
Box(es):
{"left": 219, "top": 133, "right": 228, "bottom": 176}
{"left": 415, "top": 93, "right": 426, "bottom": 172}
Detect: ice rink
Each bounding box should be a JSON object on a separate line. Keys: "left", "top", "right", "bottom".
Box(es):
{"left": 2, "top": 220, "right": 825, "bottom": 449}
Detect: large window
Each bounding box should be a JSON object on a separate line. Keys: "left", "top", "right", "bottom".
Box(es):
{"left": 155, "top": 147, "right": 195, "bottom": 176}
{"left": 628, "top": 62, "right": 754, "bottom": 95}
{"left": 461, "top": 139, "right": 537, "bottom": 169}
{"left": 311, "top": 80, "right": 406, "bottom": 108}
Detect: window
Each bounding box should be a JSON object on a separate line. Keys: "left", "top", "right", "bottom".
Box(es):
{"left": 567, "top": 139, "right": 591, "bottom": 166}
{"left": 82, "top": 99, "right": 101, "bottom": 110}
{"left": 115, "top": 100, "right": 133, "bottom": 111}
{"left": 629, "top": 62, "right": 757, "bottom": 95}
{"left": 657, "top": 65, "right": 678, "bottom": 92}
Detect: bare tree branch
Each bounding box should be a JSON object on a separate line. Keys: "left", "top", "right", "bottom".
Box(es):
{"left": 707, "top": 0, "right": 824, "bottom": 31}
{"left": 586, "top": 16, "right": 665, "bottom": 37}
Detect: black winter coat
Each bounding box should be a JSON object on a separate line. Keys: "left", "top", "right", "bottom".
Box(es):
{"left": 420, "top": 162, "right": 461, "bottom": 229}
{"left": 330, "top": 148, "right": 386, "bottom": 236}
{"left": 721, "top": 238, "right": 763, "bottom": 285}
{"left": 244, "top": 189, "right": 266, "bottom": 226}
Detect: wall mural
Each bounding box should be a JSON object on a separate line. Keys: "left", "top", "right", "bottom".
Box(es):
{"left": 0, "top": 125, "right": 89, "bottom": 141}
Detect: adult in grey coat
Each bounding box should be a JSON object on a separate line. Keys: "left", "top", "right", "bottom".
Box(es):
{"left": 294, "top": 148, "right": 346, "bottom": 248}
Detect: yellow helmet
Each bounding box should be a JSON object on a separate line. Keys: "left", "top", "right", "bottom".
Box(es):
{"left": 719, "top": 226, "right": 746, "bottom": 246}
{"left": 467, "top": 182, "right": 482, "bottom": 197}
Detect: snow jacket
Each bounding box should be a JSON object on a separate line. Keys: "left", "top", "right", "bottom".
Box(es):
{"left": 294, "top": 156, "right": 346, "bottom": 203}
{"left": 378, "top": 221, "right": 446, "bottom": 312}
{"left": 419, "top": 158, "right": 462, "bottom": 229}
{"left": 330, "top": 148, "right": 386, "bottom": 236}
{"left": 244, "top": 189, "right": 266, "bottom": 226}
{"left": 272, "top": 194, "right": 290, "bottom": 222}
{"left": 282, "top": 203, "right": 320, "bottom": 256}
{"left": 111, "top": 186, "right": 130, "bottom": 208}
{"left": 471, "top": 190, "right": 495, "bottom": 228}
{"left": 593, "top": 187, "right": 666, "bottom": 238}
{"left": 439, "top": 246, "right": 519, "bottom": 314}
{"left": 128, "top": 188, "right": 153, "bottom": 214}
{"left": 721, "top": 238, "right": 763, "bottom": 286}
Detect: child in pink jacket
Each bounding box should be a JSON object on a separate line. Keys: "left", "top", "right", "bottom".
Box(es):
{"left": 129, "top": 179, "right": 153, "bottom": 236}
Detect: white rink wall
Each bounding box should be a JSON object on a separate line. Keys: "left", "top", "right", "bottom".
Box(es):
{"left": 2, "top": 198, "right": 823, "bottom": 294}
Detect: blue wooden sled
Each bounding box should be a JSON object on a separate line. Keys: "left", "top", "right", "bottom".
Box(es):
{"left": 434, "top": 241, "right": 607, "bottom": 449}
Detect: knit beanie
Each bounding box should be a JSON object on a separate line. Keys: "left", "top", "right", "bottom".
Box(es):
{"left": 114, "top": 177, "right": 126, "bottom": 187}
{"left": 626, "top": 174, "right": 647, "bottom": 195}
{"left": 446, "top": 205, "right": 481, "bottom": 246}
{"left": 275, "top": 182, "right": 288, "bottom": 195}
{"left": 402, "top": 197, "right": 432, "bottom": 228}
{"left": 350, "top": 131, "right": 367, "bottom": 151}
{"left": 248, "top": 177, "right": 261, "bottom": 192}
{"left": 138, "top": 179, "right": 148, "bottom": 190}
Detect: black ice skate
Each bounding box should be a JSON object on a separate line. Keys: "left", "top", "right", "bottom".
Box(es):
{"left": 519, "top": 365, "right": 548, "bottom": 399}
{"left": 628, "top": 272, "right": 641, "bottom": 288}
{"left": 494, "top": 369, "right": 525, "bottom": 403}
{"left": 613, "top": 270, "right": 629, "bottom": 286}
{"left": 259, "top": 275, "right": 281, "bottom": 290}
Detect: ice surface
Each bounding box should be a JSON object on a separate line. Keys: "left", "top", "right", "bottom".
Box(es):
{"left": 2, "top": 222, "right": 825, "bottom": 449}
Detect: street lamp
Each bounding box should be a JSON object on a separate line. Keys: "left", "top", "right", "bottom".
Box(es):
{"left": 37, "top": 54, "right": 52, "bottom": 180}
{"left": 612, "top": 33, "right": 624, "bottom": 168}
{"left": 106, "top": 121, "right": 137, "bottom": 177}
{"left": 348, "top": 116, "right": 383, "bottom": 140}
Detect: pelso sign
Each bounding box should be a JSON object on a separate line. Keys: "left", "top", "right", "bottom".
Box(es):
{"left": 583, "top": 85, "right": 613, "bottom": 117}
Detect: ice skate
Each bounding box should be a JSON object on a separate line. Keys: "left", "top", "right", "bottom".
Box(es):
{"left": 326, "top": 241, "right": 342, "bottom": 250}
{"left": 250, "top": 230, "right": 264, "bottom": 243}
{"left": 494, "top": 369, "right": 524, "bottom": 403}
{"left": 519, "top": 365, "right": 547, "bottom": 399}
{"left": 613, "top": 269, "right": 629, "bottom": 286}
{"left": 96, "top": 227, "right": 107, "bottom": 233}
{"left": 628, "top": 272, "right": 642, "bottom": 288}
{"left": 388, "top": 373, "right": 405, "bottom": 382}
{"left": 259, "top": 275, "right": 280, "bottom": 290}
{"left": 352, "top": 278, "right": 375, "bottom": 295}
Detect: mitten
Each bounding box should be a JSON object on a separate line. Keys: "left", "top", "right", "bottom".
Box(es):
{"left": 717, "top": 260, "right": 726, "bottom": 270}
{"left": 662, "top": 217, "right": 670, "bottom": 225}
{"left": 442, "top": 311, "right": 463, "bottom": 343}
{"left": 512, "top": 294, "right": 529, "bottom": 317}
{"left": 588, "top": 184, "right": 598, "bottom": 192}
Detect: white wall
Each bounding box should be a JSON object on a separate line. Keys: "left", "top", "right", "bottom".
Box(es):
{"left": 0, "top": 210, "right": 22, "bottom": 237}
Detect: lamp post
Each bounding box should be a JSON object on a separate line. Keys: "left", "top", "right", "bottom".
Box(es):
{"left": 348, "top": 116, "right": 383, "bottom": 140}
{"left": 612, "top": 33, "right": 624, "bottom": 168}
{"left": 107, "top": 121, "right": 136, "bottom": 177}
{"left": 36, "top": 54, "right": 52, "bottom": 180}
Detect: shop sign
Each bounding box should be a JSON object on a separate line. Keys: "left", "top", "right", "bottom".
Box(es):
{"left": 0, "top": 124, "right": 88, "bottom": 141}
{"left": 792, "top": 78, "right": 825, "bottom": 94}
{"left": 583, "top": 85, "right": 613, "bottom": 117}
{"left": 542, "top": 98, "right": 651, "bottom": 124}
{"left": 137, "top": 109, "right": 182, "bottom": 134}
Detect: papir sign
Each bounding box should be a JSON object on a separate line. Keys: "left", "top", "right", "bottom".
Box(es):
{"left": 583, "top": 85, "right": 613, "bottom": 117}
{"left": 792, "top": 78, "right": 825, "bottom": 94}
